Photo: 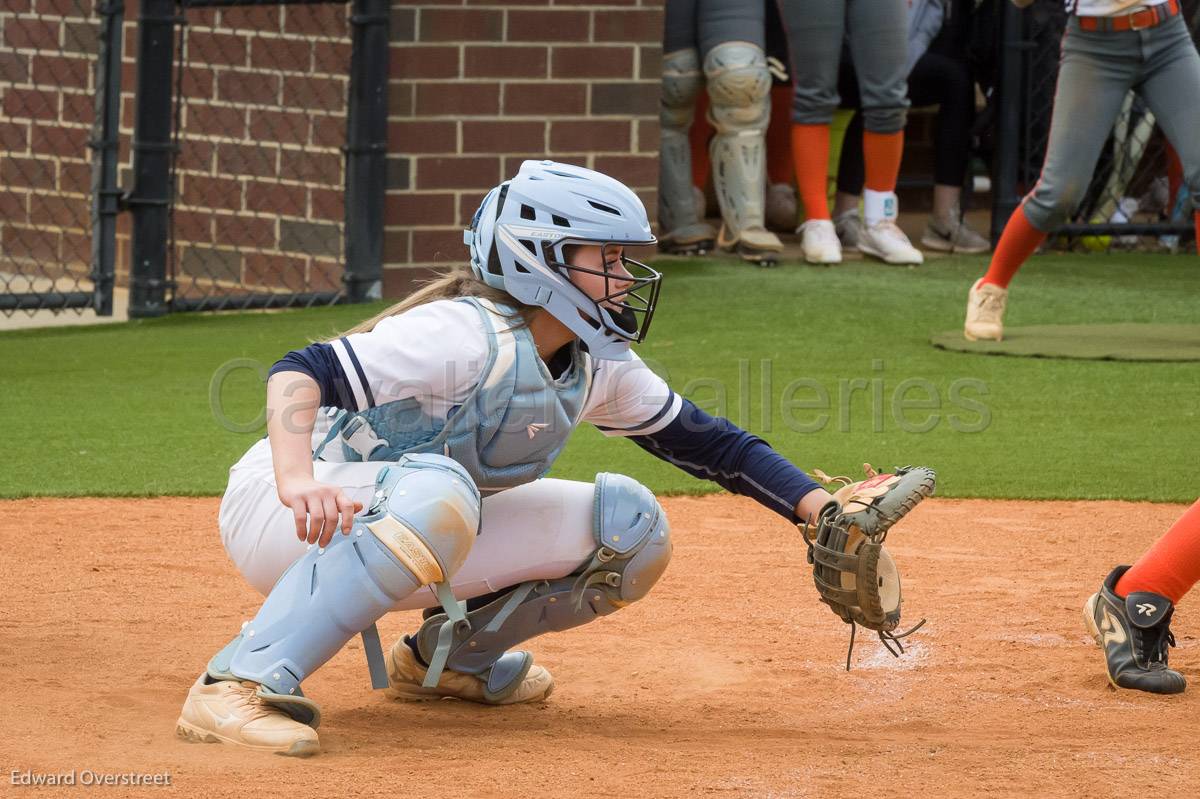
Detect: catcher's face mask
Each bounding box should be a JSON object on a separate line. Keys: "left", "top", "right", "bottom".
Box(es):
{"left": 551, "top": 242, "right": 661, "bottom": 343}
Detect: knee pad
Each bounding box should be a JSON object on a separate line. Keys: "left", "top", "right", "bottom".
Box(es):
{"left": 207, "top": 453, "right": 479, "bottom": 725}
{"left": 411, "top": 472, "right": 671, "bottom": 702}
{"left": 704, "top": 41, "right": 771, "bottom": 135}
{"left": 661, "top": 48, "right": 702, "bottom": 131}
{"left": 659, "top": 48, "right": 707, "bottom": 236}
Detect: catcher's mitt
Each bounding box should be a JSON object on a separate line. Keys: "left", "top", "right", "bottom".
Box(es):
{"left": 801, "top": 464, "right": 935, "bottom": 670}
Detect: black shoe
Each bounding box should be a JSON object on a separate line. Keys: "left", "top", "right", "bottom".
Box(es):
{"left": 1083, "top": 565, "right": 1186, "bottom": 695}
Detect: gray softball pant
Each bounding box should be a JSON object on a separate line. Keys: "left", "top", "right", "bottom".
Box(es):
{"left": 1024, "top": 14, "right": 1200, "bottom": 231}
{"left": 663, "top": 0, "right": 764, "bottom": 56}
{"left": 778, "top": 0, "right": 910, "bottom": 132}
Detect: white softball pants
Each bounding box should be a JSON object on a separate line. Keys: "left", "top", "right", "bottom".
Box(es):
{"left": 218, "top": 437, "right": 598, "bottom": 609}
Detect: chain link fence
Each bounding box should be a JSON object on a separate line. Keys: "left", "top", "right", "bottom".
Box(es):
{"left": 0, "top": 0, "right": 120, "bottom": 315}
{"left": 998, "top": 0, "right": 1200, "bottom": 251}
{"left": 167, "top": 1, "right": 352, "bottom": 311}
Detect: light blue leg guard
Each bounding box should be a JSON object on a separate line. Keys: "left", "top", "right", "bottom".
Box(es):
{"left": 412, "top": 472, "right": 672, "bottom": 703}
{"left": 206, "top": 453, "right": 480, "bottom": 726}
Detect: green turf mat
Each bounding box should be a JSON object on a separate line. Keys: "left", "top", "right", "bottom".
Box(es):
{"left": 932, "top": 324, "right": 1200, "bottom": 361}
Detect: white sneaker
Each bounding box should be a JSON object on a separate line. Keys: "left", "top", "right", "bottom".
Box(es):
{"left": 858, "top": 219, "right": 924, "bottom": 265}
{"left": 833, "top": 209, "right": 863, "bottom": 252}
{"left": 176, "top": 675, "right": 319, "bottom": 757}
{"left": 797, "top": 219, "right": 842, "bottom": 264}
{"left": 964, "top": 278, "right": 1008, "bottom": 341}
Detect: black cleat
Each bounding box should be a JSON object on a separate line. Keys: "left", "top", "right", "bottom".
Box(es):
{"left": 1083, "top": 565, "right": 1186, "bottom": 695}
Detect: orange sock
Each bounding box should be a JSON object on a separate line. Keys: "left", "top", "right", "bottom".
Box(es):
{"left": 863, "top": 130, "right": 904, "bottom": 192}
{"left": 1115, "top": 499, "right": 1200, "bottom": 604}
{"left": 980, "top": 205, "right": 1046, "bottom": 289}
{"left": 766, "top": 85, "right": 794, "bottom": 185}
{"left": 791, "top": 123, "right": 831, "bottom": 221}
{"left": 689, "top": 93, "right": 713, "bottom": 191}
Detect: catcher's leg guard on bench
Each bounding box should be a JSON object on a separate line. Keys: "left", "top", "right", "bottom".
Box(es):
{"left": 202, "top": 453, "right": 480, "bottom": 726}
{"left": 394, "top": 473, "right": 672, "bottom": 704}
{"left": 704, "top": 41, "right": 782, "bottom": 263}
{"left": 659, "top": 48, "right": 716, "bottom": 255}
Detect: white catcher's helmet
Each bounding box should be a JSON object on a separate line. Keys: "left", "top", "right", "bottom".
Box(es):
{"left": 463, "top": 160, "right": 660, "bottom": 361}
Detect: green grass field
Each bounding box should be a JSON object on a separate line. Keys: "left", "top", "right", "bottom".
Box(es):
{"left": 2, "top": 252, "right": 1197, "bottom": 501}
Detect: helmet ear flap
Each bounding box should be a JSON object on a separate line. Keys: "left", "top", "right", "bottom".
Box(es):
{"left": 486, "top": 184, "right": 510, "bottom": 277}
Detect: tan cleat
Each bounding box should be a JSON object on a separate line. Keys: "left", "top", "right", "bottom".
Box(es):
{"left": 964, "top": 278, "right": 1008, "bottom": 341}
{"left": 383, "top": 638, "right": 553, "bottom": 706}
{"left": 176, "top": 674, "right": 319, "bottom": 757}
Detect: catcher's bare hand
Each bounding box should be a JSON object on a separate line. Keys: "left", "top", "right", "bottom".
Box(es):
{"left": 277, "top": 475, "right": 363, "bottom": 548}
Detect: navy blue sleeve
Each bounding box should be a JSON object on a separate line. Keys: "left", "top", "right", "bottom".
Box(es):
{"left": 628, "top": 398, "right": 823, "bottom": 523}
{"left": 268, "top": 343, "right": 358, "bottom": 410}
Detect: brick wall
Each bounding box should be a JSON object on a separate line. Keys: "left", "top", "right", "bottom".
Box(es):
{"left": 382, "top": 0, "right": 664, "bottom": 297}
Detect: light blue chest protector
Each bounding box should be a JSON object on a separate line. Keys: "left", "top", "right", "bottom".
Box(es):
{"left": 312, "top": 297, "right": 593, "bottom": 493}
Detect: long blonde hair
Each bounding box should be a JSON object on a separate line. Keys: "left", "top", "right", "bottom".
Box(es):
{"left": 329, "top": 268, "right": 535, "bottom": 340}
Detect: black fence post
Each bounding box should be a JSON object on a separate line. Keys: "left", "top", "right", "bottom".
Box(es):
{"left": 90, "top": 0, "right": 125, "bottom": 317}
{"left": 343, "top": 0, "right": 389, "bottom": 303}
{"left": 125, "top": 0, "right": 179, "bottom": 318}
{"left": 991, "top": 0, "right": 1025, "bottom": 245}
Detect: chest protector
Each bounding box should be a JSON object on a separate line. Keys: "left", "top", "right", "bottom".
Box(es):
{"left": 312, "top": 297, "right": 593, "bottom": 493}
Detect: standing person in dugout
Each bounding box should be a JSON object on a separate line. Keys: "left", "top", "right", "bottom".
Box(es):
{"left": 782, "top": 0, "right": 924, "bottom": 266}
{"left": 658, "top": 0, "right": 784, "bottom": 263}
{"left": 964, "top": 0, "right": 1200, "bottom": 341}
{"left": 174, "top": 160, "right": 933, "bottom": 756}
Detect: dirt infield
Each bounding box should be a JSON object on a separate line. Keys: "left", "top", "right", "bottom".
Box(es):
{"left": 2, "top": 495, "right": 1198, "bottom": 798}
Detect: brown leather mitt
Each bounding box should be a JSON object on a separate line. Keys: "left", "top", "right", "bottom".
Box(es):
{"left": 801, "top": 465, "right": 936, "bottom": 669}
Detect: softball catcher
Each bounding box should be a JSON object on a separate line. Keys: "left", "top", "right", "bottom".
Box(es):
{"left": 965, "top": 0, "right": 1200, "bottom": 341}
{"left": 175, "top": 161, "right": 934, "bottom": 756}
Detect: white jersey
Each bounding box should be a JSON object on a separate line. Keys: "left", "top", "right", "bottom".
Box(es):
{"left": 1069, "top": 0, "right": 1168, "bottom": 17}
{"left": 327, "top": 298, "right": 681, "bottom": 440}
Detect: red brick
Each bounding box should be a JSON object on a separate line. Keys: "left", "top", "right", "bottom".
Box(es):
{"left": 59, "top": 161, "right": 90, "bottom": 194}
{"left": 593, "top": 9, "right": 662, "bottom": 43}
{"left": 173, "top": 210, "right": 213, "bottom": 244}
{"left": 223, "top": 6, "right": 282, "bottom": 34}
{"left": 385, "top": 192, "right": 456, "bottom": 227}
{"left": 244, "top": 253, "right": 307, "bottom": 289}
{"left": 217, "top": 72, "right": 280, "bottom": 105}
{"left": 251, "top": 109, "right": 310, "bottom": 147}
{"left": 217, "top": 143, "right": 279, "bottom": 179}
{"left": 550, "top": 46, "right": 635, "bottom": 79}
{"left": 181, "top": 175, "right": 243, "bottom": 212}
{"left": 250, "top": 35, "right": 312, "bottom": 71}
{"left": 179, "top": 67, "right": 215, "bottom": 100}
{"left": 282, "top": 76, "right": 346, "bottom": 110}
{"left": 639, "top": 45, "right": 662, "bottom": 80}
{"left": 308, "top": 260, "right": 345, "bottom": 293}
{"left": 215, "top": 214, "right": 277, "bottom": 249}
{"left": 30, "top": 123, "right": 87, "bottom": 158}
{"left": 30, "top": 193, "right": 87, "bottom": 228}
{"left": 0, "top": 52, "right": 30, "bottom": 84}
{"left": 416, "top": 156, "right": 501, "bottom": 190}
{"left": 390, "top": 46, "right": 460, "bottom": 80}
{"left": 292, "top": 152, "right": 343, "bottom": 186}
{"left": 506, "top": 10, "right": 589, "bottom": 43}
{"left": 412, "top": 228, "right": 468, "bottom": 263}
{"left": 313, "top": 41, "right": 352, "bottom": 74}
{"left": 464, "top": 46, "right": 547, "bottom": 79}
{"left": 464, "top": 0, "right": 554, "bottom": 5}
{"left": 383, "top": 229, "right": 411, "bottom": 264}
{"left": 185, "top": 7, "right": 217, "bottom": 27}
{"left": 1, "top": 156, "right": 56, "bottom": 190}
{"left": 31, "top": 54, "right": 88, "bottom": 89}
{"left": 593, "top": 155, "right": 658, "bottom": 187}
{"left": 61, "top": 231, "right": 91, "bottom": 266}
{"left": 549, "top": 120, "right": 631, "bottom": 153}
{"left": 389, "top": 82, "right": 414, "bottom": 117}
{"left": 36, "top": 0, "right": 93, "bottom": 15}
{"left": 0, "top": 121, "right": 30, "bottom": 152}
{"left": 3, "top": 226, "right": 59, "bottom": 262}
{"left": 388, "top": 120, "right": 458, "bottom": 154}
{"left": 246, "top": 182, "right": 306, "bottom": 217}
{"left": 419, "top": 9, "right": 503, "bottom": 42}
{"left": 4, "top": 19, "right": 60, "bottom": 50}
{"left": 310, "top": 187, "right": 341, "bottom": 221}
{"left": 462, "top": 120, "right": 545, "bottom": 153}
{"left": 415, "top": 83, "right": 499, "bottom": 117}
{"left": 0, "top": 191, "right": 29, "bottom": 223}
{"left": 4, "top": 88, "right": 58, "bottom": 121}
{"left": 282, "top": 4, "right": 344, "bottom": 36}
{"left": 61, "top": 92, "right": 93, "bottom": 125}
{"left": 61, "top": 21, "right": 96, "bottom": 55}
{"left": 459, "top": 193, "right": 486, "bottom": 227}
{"left": 185, "top": 104, "right": 246, "bottom": 139}
{"left": 637, "top": 118, "right": 660, "bottom": 153}
{"left": 311, "top": 115, "right": 343, "bottom": 148}
{"left": 503, "top": 82, "right": 586, "bottom": 116}
{"left": 188, "top": 32, "right": 247, "bottom": 68}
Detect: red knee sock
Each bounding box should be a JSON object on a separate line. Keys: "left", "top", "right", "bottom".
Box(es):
{"left": 689, "top": 93, "right": 713, "bottom": 192}
{"left": 791, "top": 123, "right": 831, "bottom": 221}
{"left": 766, "top": 84, "right": 794, "bottom": 186}
{"left": 863, "top": 130, "right": 904, "bottom": 192}
{"left": 1115, "top": 499, "right": 1200, "bottom": 604}
{"left": 980, "top": 205, "right": 1047, "bottom": 289}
